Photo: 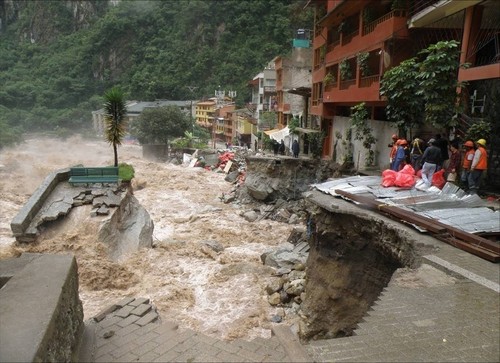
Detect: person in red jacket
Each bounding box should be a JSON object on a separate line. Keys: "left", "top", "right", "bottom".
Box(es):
{"left": 468, "top": 138, "right": 488, "bottom": 194}
{"left": 445, "top": 140, "right": 460, "bottom": 184}
{"left": 460, "top": 140, "right": 475, "bottom": 189}
{"left": 388, "top": 134, "right": 398, "bottom": 168}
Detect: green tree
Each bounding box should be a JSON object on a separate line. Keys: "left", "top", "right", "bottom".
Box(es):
{"left": 103, "top": 87, "right": 127, "bottom": 167}
{"left": 350, "top": 103, "right": 377, "bottom": 166}
{"left": 380, "top": 57, "right": 424, "bottom": 135}
{"left": 288, "top": 116, "right": 300, "bottom": 134}
{"left": 131, "top": 105, "right": 191, "bottom": 146}
{"left": 417, "top": 40, "right": 469, "bottom": 129}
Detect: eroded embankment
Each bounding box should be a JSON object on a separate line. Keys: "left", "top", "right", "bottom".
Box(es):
{"left": 299, "top": 196, "right": 416, "bottom": 341}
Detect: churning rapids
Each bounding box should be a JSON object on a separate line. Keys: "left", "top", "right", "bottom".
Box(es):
{"left": 0, "top": 135, "right": 295, "bottom": 340}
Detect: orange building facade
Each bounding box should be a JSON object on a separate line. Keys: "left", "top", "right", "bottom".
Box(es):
{"left": 308, "top": 0, "right": 499, "bottom": 159}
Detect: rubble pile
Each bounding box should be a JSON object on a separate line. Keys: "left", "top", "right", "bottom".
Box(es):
{"left": 261, "top": 227, "right": 310, "bottom": 315}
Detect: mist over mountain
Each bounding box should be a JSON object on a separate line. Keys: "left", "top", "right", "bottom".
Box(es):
{"left": 0, "top": 0, "right": 313, "bottom": 143}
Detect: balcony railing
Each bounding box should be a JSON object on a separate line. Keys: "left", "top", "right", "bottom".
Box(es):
{"left": 341, "top": 29, "right": 359, "bottom": 45}
{"left": 363, "top": 9, "right": 407, "bottom": 36}
{"left": 324, "top": 81, "right": 338, "bottom": 90}
{"left": 339, "top": 79, "right": 356, "bottom": 90}
{"left": 327, "top": 39, "right": 340, "bottom": 52}
{"left": 359, "top": 75, "right": 380, "bottom": 88}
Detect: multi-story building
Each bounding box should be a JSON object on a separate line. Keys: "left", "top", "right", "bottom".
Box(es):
{"left": 248, "top": 60, "right": 277, "bottom": 127}
{"left": 230, "top": 108, "right": 258, "bottom": 149}
{"left": 195, "top": 99, "right": 217, "bottom": 129}
{"left": 215, "top": 104, "right": 236, "bottom": 145}
{"left": 307, "top": 0, "right": 499, "bottom": 172}
{"left": 275, "top": 46, "right": 313, "bottom": 128}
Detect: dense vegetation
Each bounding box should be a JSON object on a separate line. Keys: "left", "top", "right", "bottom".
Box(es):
{"left": 0, "top": 0, "right": 313, "bottom": 148}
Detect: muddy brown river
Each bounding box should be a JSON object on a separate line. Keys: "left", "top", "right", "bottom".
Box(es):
{"left": 0, "top": 135, "right": 296, "bottom": 340}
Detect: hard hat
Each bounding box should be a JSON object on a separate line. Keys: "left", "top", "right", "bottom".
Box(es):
{"left": 428, "top": 138, "right": 435, "bottom": 145}
{"left": 476, "top": 139, "right": 486, "bottom": 146}
{"left": 464, "top": 140, "right": 474, "bottom": 147}
{"left": 392, "top": 134, "right": 398, "bottom": 139}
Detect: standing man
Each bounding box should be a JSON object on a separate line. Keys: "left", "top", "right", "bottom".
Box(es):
{"left": 445, "top": 140, "right": 460, "bottom": 184}
{"left": 434, "top": 134, "right": 449, "bottom": 170}
{"left": 388, "top": 134, "right": 398, "bottom": 169}
{"left": 468, "top": 139, "right": 488, "bottom": 194}
{"left": 420, "top": 138, "right": 442, "bottom": 187}
{"left": 391, "top": 139, "right": 407, "bottom": 171}
{"left": 292, "top": 139, "right": 300, "bottom": 158}
{"left": 410, "top": 136, "right": 425, "bottom": 171}
{"left": 460, "top": 140, "right": 475, "bottom": 189}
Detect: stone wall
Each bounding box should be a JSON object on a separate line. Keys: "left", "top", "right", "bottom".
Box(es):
{"left": 10, "top": 168, "right": 70, "bottom": 239}
{"left": 0, "top": 253, "right": 83, "bottom": 362}
{"left": 242, "top": 156, "right": 339, "bottom": 202}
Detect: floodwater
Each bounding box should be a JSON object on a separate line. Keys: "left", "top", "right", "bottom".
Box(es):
{"left": 0, "top": 135, "right": 295, "bottom": 340}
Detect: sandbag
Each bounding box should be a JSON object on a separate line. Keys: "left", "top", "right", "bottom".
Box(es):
{"left": 395, "top": 171, "right": 415, "bottom": 188}
{"left": 431, "top": 169, "right": 446, "bottom": 189}
{"left": 381, "top": 169, "right": 397, "bottom": 187}
{"left": 400, "top": 164, "right": 415, "bottom": 175}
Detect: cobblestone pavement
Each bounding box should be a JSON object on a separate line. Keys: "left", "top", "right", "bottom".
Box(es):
{"left": 79, "top": 297, "right": 310, "bottom": 363}
{"left": 79, "top": 239, "right": 499, "bottom": 363}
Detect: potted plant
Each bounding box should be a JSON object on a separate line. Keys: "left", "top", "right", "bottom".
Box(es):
{"left": 340, "top": 59, "right": 353, "bottom": 81}
{"left": 357, "top": 52, "right": 370, "bottom": 77}
{"left": 324, "top": 72, "right": 336, "bottom": 86}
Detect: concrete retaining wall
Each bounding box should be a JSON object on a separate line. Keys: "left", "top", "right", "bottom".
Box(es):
{"left": 10, "top": 168, "right": 70, "bottom": 239}
{"left": 0, "top": 253, "right": 84, "bottom": 362}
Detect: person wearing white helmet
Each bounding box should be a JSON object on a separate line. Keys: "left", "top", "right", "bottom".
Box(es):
{"left": 468, "top": 138, "right": 488, "bottom": 194}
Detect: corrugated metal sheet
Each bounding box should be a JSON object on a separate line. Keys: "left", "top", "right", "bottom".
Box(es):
{"left": 312, "top": 176, "right": 500, "bottom": 234}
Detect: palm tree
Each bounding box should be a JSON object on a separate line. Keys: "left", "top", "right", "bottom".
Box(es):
{"left": 103, "top": 87, "right": 127, "bottom": 167}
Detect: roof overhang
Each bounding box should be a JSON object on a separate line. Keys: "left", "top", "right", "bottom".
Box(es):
{"left": 288, "top": 87, "right": 311, "bottom": 97}
{"left": 295, "top": 127, "right": 320, "bottom": 134}
{"left": 408, "top": 0, "right": 483, "bottom": 28}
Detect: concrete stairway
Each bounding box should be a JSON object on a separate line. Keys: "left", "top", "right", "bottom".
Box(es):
{"left": 305, "top": 279, "right": 499, "bottom": 362}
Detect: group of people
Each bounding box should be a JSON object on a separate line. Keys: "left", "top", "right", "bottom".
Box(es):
{"left": 271, "top": 139, "right": 300, "bottom": 158}
{"left": 389, "top": 134, "right": 488, "bottom": 193}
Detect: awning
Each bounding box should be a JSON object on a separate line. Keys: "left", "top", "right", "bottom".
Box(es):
{"left": 264, "top": 128, "right": 280, "bottom": 136}
{"left": 295, "top": 127, "right": 320, "bottom": 134}
{"left": 268, "top": 127, "right": 290, "bottom": 142}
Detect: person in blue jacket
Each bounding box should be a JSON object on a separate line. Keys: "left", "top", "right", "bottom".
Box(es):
{"left": 391, "top": 139, "right": 407, "bottom": 171}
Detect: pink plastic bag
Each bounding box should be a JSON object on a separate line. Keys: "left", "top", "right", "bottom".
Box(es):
{"left": 431, "top": 169, "right": 446, "bottom": 189}
{"left": 400, "top": 164, "right": 415, "bottom": 175}
{"left": 381, "top": 169, "right": 397, "bottom": 187}
{"left": 395, "top": 172, "right": 415, "bottom": 188}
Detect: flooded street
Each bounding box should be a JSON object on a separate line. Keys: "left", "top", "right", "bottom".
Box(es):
{"left": 0, "top": 135, "right": 295, "bottom": 340}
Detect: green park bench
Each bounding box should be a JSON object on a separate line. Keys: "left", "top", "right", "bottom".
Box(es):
{"left": 68, "top": 167, "right": 119, "bottom": 186}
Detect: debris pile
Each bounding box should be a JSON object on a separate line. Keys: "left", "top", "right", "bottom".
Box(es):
{"left": 261, "top": 228, "right": 310, "bottom": 315}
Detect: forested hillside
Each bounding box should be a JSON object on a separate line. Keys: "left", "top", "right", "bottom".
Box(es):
{"left": 0, "top": 0, "right": 313, "bottom": 147}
